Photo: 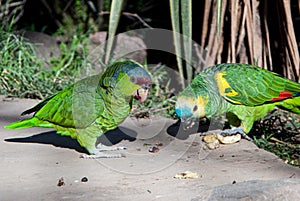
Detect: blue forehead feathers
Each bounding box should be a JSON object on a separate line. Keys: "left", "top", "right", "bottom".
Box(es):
{"left": 175, "top": 106, "right": 193, "bottom": 118}
{"left": 102, "top": 60, "right": 151, "bottom": 88}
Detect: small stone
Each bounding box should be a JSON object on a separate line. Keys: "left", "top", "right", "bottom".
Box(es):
{"left": 149, "top": 146, "right": 160, "bottom": 153}
{"left": 81, "top": 177, "right": 88, "bottom": 182}
{"left": 57, "top": 177, "right": 65, "bottom": 187}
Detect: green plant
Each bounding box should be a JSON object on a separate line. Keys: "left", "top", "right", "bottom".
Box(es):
{"left": 50, "top": 34, "right": 89, "bottom": 79}
{"left": 169, "top": 0, "right": 192, "bottom": 88}
{"left": 251, "top": 110, "right": 300, "bottom": 167}
{"left": 104, "top": 0, "right": 124, "bottom": 64}
{"left": 54, "top": 0, "right": 98, "bottom": 39}
{"left": 0, "top": 24, "right": 90, "bottom": 99}
{"left": 0, "top": 29, "right": 46, "bottom": 98}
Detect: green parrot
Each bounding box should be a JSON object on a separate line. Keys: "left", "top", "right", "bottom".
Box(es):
{"left": 5, "top": 60, "right": 152, "bottom": 158}
{"left": 175, "top": 63, "right": 300, "bottom": 138}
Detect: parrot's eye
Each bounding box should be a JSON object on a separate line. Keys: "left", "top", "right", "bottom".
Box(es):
{"left": 193, "top": 105, "right": 198, "bottom": 112}
{"left": 130, "top": 76, "right": 136, "bottom": 83}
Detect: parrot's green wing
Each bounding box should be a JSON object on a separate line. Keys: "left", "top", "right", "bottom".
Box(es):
{"left": 210, "top": 63, "right": 300, "bottom": 106}
{"left": 36, "top": 74, "right": 105, "bottom": 129}
{"left": 6, "top": 74, "right": 105, "bottom": 131}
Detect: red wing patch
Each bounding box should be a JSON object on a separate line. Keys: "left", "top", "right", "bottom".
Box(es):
{"left": 272, "top": 91, "right": 293, "bottom": 101}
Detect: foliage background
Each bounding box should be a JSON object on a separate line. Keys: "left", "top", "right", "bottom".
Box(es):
{"left": 2, "top": 0, "right": 299, "bottom": 81}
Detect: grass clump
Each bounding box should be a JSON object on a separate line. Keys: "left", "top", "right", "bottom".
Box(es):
{"left": 0, "top": 28, "right": 89, "bottom": 99}
{"left": 0, "top": 30, "right": 46, "bottom": 98}
{"left": 251, "top": 110, "right": 300, "bottom": 167}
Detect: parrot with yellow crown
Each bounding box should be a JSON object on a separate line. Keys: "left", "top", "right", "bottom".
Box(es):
{"left": 175, "top": 63, "right": 300, "bottom": 139}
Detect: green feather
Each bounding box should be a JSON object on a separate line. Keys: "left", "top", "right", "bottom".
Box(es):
{"left": 4, "top": 117, "right": 52, "bottom": 129}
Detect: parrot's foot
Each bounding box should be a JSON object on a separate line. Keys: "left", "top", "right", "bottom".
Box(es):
{"left": 201, "top": 126, "right": 252, "bottom": 141}
{"left": 96, "top": 144, "right": 127, "bottom": 151}
{"left": 220, "top": 126, "right": 252, "bottom": 141}
{"left": 80, "top": 152, "right": 125, "bottom": 159}
{"left": 80, "top": 144, "right": 127, "bottom": 159}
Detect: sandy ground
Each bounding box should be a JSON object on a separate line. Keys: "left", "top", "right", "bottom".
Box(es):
{"left": 1, "top": 96, "right": 300, "bottom": 201}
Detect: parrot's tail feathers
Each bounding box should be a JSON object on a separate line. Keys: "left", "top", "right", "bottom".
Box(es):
{"left": 285, "top": 79, "right": 300, "bottom": 93}
{"left": 278, "top": 96, "right": 300, "bottom": 114}
{"left": 5, "top": 118, "right": 37, "bottom": 129}
{"left": 4, "top": 118, "right": 52, "bottom": 129}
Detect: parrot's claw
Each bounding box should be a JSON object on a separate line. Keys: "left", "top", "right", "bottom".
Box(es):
{"left": 80, "top": 152, "right": 125, "bottom": 159}
{"left": 80, "top": 144, "right": 127, "bottom": 158}
{"left": 96, "top": 144, "right": 127, "bottom": 151}
{"left": 220, "top": 126, "right": 252, "bottom": 141}
{"left": 201, "top": 126, "right": 252, "bottom": 141}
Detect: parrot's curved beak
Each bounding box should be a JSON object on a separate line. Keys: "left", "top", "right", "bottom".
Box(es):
{"left": 133, "top": 88, "right": 149, "bottom": 103}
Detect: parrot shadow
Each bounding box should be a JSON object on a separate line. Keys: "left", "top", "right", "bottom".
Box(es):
{"left": 97, "top": 126, "right": 137, "bottom": 146}
{"left": 5, "top": 126, "right": 137, "bottom": 154}
{"left": 166, "top": 119, "right": 210, "bottom": 140}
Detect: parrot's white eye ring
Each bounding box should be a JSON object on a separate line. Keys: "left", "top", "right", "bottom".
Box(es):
{"left": 130, "top": 76, "right": 137, "bottom": 83}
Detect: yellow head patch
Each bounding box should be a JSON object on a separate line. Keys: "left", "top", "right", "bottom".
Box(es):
{"left": 175, "top": 95, "right": 208, "bottom": 118}
{"left": 196, "top": 96, "right": 207, "bottom": 117}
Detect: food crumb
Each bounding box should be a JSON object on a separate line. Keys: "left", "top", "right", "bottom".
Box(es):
{"left": 174, "top": 171, "right": 199, "bottom": 179}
